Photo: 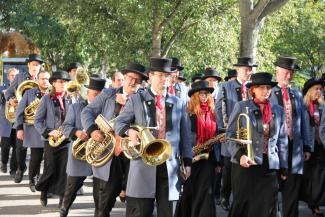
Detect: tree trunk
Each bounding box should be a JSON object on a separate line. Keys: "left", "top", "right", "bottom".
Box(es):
{"left": 152, "top": 25, "right": 162, "bottom": 57}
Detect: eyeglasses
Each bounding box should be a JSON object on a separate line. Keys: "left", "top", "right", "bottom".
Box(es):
{"left": 125, "top": 74, "right": 142, "bottom": 84}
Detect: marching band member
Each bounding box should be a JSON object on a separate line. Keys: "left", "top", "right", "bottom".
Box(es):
{"left": 224, "top": 69, "right": 237, "bottom": 82}
{"left": 303, "top": 78, "right": 325, "bottom": 216}
{"left": 215, "top": 57, "right": 256, "bottom": 211}
{"left": 202, "top": 67, "right": 222, "bottom": 99}
{"left": 60, "top": 76, "right": 106, "bottom": 217}
{"left": 15, "top": 71, "right": 50, "bottom": 192}
{"left": 114, "top": 57, "right": 192, "bottom": 217}
{"left": 81, "top": 62, "right": 147, "bottom": 217}
{"left": 270, "top": 56, "right": 312, "bottom": 217}
{"left": 181, "top": 80, "right": 218, "bottom": 217}
{"left": 228, "top": 72, "right": 288, "bottom": 217}
{"left": 67, "top": 62, "right": 81, "bottom": 80}
{"left": 5, "top": 54, "right": 44, "bottom": 183}
{"left": 34, "top": 70, "right": 72, "bottom": 207}
{"left": 0, "top": 68, "right": 18, "bottom": 177}
{"left": 168, "top": 57, "right": 188, "bottom": 100}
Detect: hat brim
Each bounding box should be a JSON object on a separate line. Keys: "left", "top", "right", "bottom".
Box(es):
{"left": 224, "top": 75, "right": 236, "bottom": 81}
{"left": 172, "top": 66, "right": 184, "bottom": 71}
{"left": 49, "top": 77, "right": 71, "bottom": 84}
{"left": 302, "top": 80, "right": 324, "bottom": 95}
{"left": 84, "top": 85, "right": 105, "bottom": 91}
{"left": 273, "top": 62, "right": 300, "bottom": 71}
{"left": 149, "top": 67, "right": 176, "bottom": 73}
{"left": 121, "top": 69, "right": 148, "bottom": 80}
{"left": 233, "top": 63, "right": 258, "bottom": 67}
{"left": 246, "top": 81, "right": 278, "bottom": 89}
{"left": 26, "top": 59, "right": 44, "bottom": 64}
{"left": 202, "top": 75, "right": 222, "bottom": 82}
{"left": 178, "top": 76, "right": 186, "bottom": 81}
{"left": 188, "top": 87, "right": 214, "bottom": 97}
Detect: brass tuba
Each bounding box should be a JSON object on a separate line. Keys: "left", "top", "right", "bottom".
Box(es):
{"left": 227, "top": 107, "right": 255, "bottom": 163}
{"left": 85, "top": 115, "right": 115, "bottom": 167}
{"left": 48, "top": 126, "right": 67, "bottom": 147}
{"left": 121, "top": 125, "right": 172, "bottom": 166}
{"left": 72, "top": 130, "right": 88, "bottom": 161}
{"left": 5, "top": 80, "right": 39, "bottom": 123}
{"left": 24, "top": 98, "right": 41, "bottom": 125}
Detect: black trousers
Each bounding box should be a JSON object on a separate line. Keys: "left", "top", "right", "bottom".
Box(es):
{"left": 29, "top": 148, "right": 43, "bottom": 181}
{"left": 0, "top": 129, "right": 17, "bottom": 172}
{"left": 96, "top": 155, "right": 123, "bottom": 217}
{"left": 35, "top": 142, "right": 68, "bottom": 196}
{"left": 61, "top": 176, "right": 86, "bottom": 211}
{"left": 126, "top": 163, "right": 176, "bottom": 217}
{"left": 281, "top": 138, "right": 302, "bottom": 217}
{"left": 120, "top": 153, "right": 130, "bottom": 191}
{"left": 220, "top": 156, "right": 232, "bottom": 201}
{"left": 16, "top": 139, "right": 27, "bottom": 171}
{"left": 229, "top": 156, "right": 278, "bottom": 217}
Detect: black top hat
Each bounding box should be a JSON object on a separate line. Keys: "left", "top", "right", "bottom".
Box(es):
{"left": 246, "top": 72, "right": 277, "bottom": 88}
{"left": 302, "top": 78, "right": 324, "bottom": 96}
{"left": 85, "top": 77, "right": 106, "bottom": 91}
{"left": 202, "top": 68, "right": 222, "bottom": 81}
{"left": 188, "top": 80, "right": 214, "bottom": 97}
{"left": 149, "top": 58, "right": 175, "bottom": 73}
{"left": 26, "top": 54, "right": 44, "bottom": 64}
{"left": 274, "top": 56, "right": 300, "bottom": 71}
{"left": 67, "top": 62, "right": 81, "bottom": 72}
{"left": 191, "top": 73, "right": 204, "bottom": 82}
{"left": 49, "top": 70, "right": 71, "bottom": 84}
{"left": 122, "top": 62, "right": 148, "bottom": 80}
{"left": 90, "top": 73, "right": 100, "bottom": 78}
{"left": 233, "top": 57, "right": 258, "bottom": 67}
{"left": 224, "top": 69, "right": 237, "bottom": 81}
{"left": 178, "top": 72, "right": 187, "bottom": 81}
{"left": 171, "top": 57, "right": 184, "bottom": 71}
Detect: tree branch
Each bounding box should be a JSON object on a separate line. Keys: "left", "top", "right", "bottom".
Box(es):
{"left": 159, "top": 0, "right": 182, "bottom": 31}
{"left": 252, "top": 0, "right": 289, "bottom": 23}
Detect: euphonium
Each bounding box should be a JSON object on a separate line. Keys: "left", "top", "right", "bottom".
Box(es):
{"left": 72, "top": 132, "right": 88, "bottom": 161}
{"left": 121, "top": 125, "right": 172, "bottom": 166}
{"left": 24, "top": 98, "right": 41, "bottom": 125}
{"left": 227, "top": 107, "right": 255, "bottom": 163}
{"left": 5, "top": 80, "right": 38, "bottom": 123}
{"left": 85, "top": 115, "right": 115, "bottom": 167}
{"left": 48, "top": 126, "right": 67, "bottom": 147}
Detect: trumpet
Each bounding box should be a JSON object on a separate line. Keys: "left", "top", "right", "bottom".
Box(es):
{"left": 227, "top": 107, "right": 255, "bottom": 164}
{"left": 121, "top": 125, "right": 172, "bottom": 166}
{"left": 48, "top": 126, "right": 67, "bottom": 147}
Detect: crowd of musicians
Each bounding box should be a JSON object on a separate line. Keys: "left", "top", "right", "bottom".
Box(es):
{"left": 0, "top": 53, "right": 325, "bottom": 217}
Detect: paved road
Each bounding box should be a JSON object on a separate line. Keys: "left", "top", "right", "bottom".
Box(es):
{"left": 0, "top": 154, "right": 323, "bottom": 216}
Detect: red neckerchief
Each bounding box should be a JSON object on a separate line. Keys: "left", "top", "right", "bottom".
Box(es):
{"left": 253, "top": 98, "right": 272, "bottom": 124}
{"left": 55, "top": 92, "right": 65, "bottom": 111}
{"left": 156, "top": 95, "right": 163, "bottom": 110}
{"left": 281, "top": 87, "right": 289, "bottom": 101}
{"left": 196, "top": 102, "right": 216, "bottom": 145}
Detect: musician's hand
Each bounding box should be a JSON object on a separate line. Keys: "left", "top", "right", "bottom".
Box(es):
{"left": 9, "top": 98, "right": 18, "bottom": 107}
{"left": 116, "top": 93, "right": 128, "bottom": 106}
{"left": 17, "top": 130, "right": 24, "bottom": 140}
{"left": 182, "top": 166, "right": 191, "bottom": 181}
{"left": 304, "top": 152, "right": 311, "bottom": 161}
{"left": 280, "top": 175, "right": 288, "bottom": 180}
{"left": 219, "top": 134, "right": 226, "bottom": 143}
{"left": 91, "top": 130, "right": 104, "bottom": 142}
{"left": 128, "top": 129, "right": 140, "bottom": 147}
{"left": 49, "top": 130, "right": 61, "bottom": 138}
{"left": 75, "top": 130, "right": 89, "bottom": 141}
{"left": 240, "top": 155, "right": 256, "bottom": 168}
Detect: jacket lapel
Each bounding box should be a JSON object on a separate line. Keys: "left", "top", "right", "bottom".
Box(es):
{"left": 165, "top": 94, "right": 174, "bottom": 132}
{"left": 274, "top": 86, "right": 284, "bottom": 107}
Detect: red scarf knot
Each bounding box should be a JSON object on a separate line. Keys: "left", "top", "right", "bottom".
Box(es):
{"left": 197, "top": 102, "right": 217, "bottom": 145}
{"left": 281, "top": 87, "right": 289, "bottom": 101}
{"left": 253, "top": 98, "right": 272, "bottom": 124}
{"left": 55, "top": 92, "right": 65, "bottom": 111}
{"left": 156, "top": 95, "right": 163, "bottom": 110}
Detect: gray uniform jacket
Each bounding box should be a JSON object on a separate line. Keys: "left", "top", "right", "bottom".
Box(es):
{"left": 174, "top": 82, "right": 189, "bottom": 102}
{"left": 0, "top": 86, "right": 13, "bottom": 137}
{"left": 34, "top": 94, "right": 72, "bottom": 141}
{"left": 270, "top": 86, "right": 312, "bottom": 174}
{"left": 81, "top": 87, "right": 123, "bottom": 181}
{"left": 216, "top": 79, "right": 245, "bottom": 157}
{"left": 5, "top": 72, "right": 32, "bottom": 100}
{"left": 114, "top": 89, "right": 192, "bottom": 201}
{"left": 15, "top": 88, "right": 43, "bottom": 148}
{"left": 62, "top": 101, "right": 92, "bottom": 177}
{"left": 317, "top": 105, "right": 325, "bottom": 150}
{"left": 227, "top": 100, "right": 288, "bottom": 170}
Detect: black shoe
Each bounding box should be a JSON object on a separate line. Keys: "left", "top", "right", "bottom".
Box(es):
{"left": 59, "top": 208, "right": 68, "bottom": 217}
{"left": 220, "top": 198, "right": 230, "bottom": 211}
{"left": 29, "top": 179, "right": 36, "bottom": 192}
{"left": 0, "top": 163, "right": 7, "bottom": 173}
{"left": 40, "top": 191, "right": 47, "bottom": 207}
{"left": 14, "top": 168, "right": 26, "bottom": 183}
{"left": 9, "top": 171, "right": 16, "bottom": 178}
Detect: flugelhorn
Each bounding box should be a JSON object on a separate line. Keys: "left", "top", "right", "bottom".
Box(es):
{"left": 121, "top": 125, "right": 172, "bottom": 166}
{"left": 48, "top": 126, "right": 67, "bottom": 147}
{"left": 72, "top": 130, "right": 88, "bottom": 161}
{"left": 85, "top": 115, "right": 115, "bottom": 167}
{"left": 227, "top": 107, "right": 255, "bottom": 163}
